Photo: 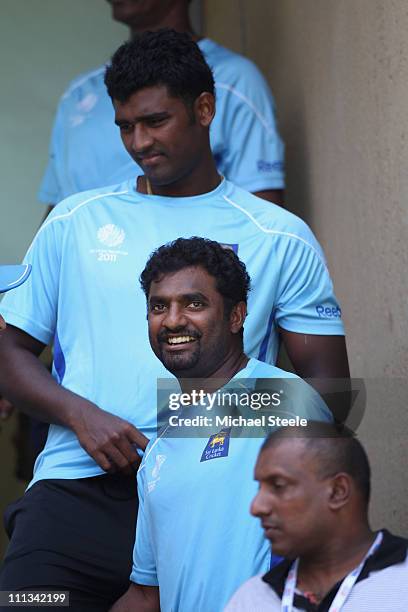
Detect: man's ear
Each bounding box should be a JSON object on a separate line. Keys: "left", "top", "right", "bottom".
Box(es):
{"left": 327, "top": 473, "right": 351, "bottom": 511}
{"left": 229, "top": 302, "right": 247, "bottom": 335}
{"left": 194, "top": 92, "right": 215, "bottom": 127}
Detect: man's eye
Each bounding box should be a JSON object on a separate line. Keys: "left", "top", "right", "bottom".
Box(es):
{"left": 148, "top": 118, "right": 165, "bottom": 127}
{"left": 272, "top": 480, "right": 286, "bottom": 491}
{"left": 119, "top": 123, "right": 133, "bottom": 133}
{"left": 189, "top": 301, "right": 203, "bottom": 309}
{"left": 151, "top": 304, "right": 166, "bottom": 312}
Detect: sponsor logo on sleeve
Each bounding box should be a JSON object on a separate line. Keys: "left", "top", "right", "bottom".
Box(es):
{"left": 257, "top": 160, "right": 284, "bottom": 173}
{"left": 70, "top": 94, "right": 99, "bottom": 127}
{"left": 316, "top": 304, "right": 342, "bottom": 319}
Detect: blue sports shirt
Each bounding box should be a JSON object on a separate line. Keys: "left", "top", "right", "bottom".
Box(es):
{"left": 132, "top": 358, "right": 333, "bottom": 612}
{"left": 38, "top": 38, "right": 285, "bottom": 203}
{"left": 2, "top": 178, "right": 344, "bottom": 485}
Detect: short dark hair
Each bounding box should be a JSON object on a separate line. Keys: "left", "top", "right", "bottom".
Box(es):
{"left": 261, "top": 421, "right": 371, "bottom": 504}
{"left": 140, "top": 237, "right": 250, "bottom": 317}
{"left": 105, "top": 29, "right": 215, "bottom": 107}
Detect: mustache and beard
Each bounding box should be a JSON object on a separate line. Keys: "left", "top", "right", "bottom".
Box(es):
{"left": 155, "top": 328, "right": 202, "bottom": 373}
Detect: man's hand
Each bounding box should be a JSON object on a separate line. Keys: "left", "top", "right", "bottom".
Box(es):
{"left": 110, "top": 583, "right": 160, "bottom": 612}
{"left": 0, "top": 325, "right": 149, "bottom": 472}
{"left": 72, "top": 405, "right": 149, "bottom": 474}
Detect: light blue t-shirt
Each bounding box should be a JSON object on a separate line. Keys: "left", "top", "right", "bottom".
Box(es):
{"left": 38, "top": 38, "right": 285, "bottom": 204}
{"left": 2, "top": 178, "right": 344, "bottom": 485}
{"left": 131, "top": 358, "right": 333, "bottom": 612}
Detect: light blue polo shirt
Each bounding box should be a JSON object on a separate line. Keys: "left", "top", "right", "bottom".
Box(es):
{"left": 132, "top": 358, "right": 333, "bottom": 612}
{"left": 38, "top": 38, "right": 284, "bottom": 204}
{"left": 1, "top": 178, "right": 344, "bottom": 485}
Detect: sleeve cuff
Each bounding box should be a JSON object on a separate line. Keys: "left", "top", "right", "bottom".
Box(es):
{"left": 277, "top": 318, "right": 346, "bottom": 336}
{"left": 2, "top": 308, "right": 54, "bottom": 345}
{"left": 130, "top": 568, "right": 159, "bottom": 587}
{"left": 37, "top": 188, "right": 60, "bottom": 206}
{"left": 238, "top": 177, "right": 285, "bottom": 193}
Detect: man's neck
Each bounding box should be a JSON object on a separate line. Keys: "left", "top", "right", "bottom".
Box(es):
{"left": 179, "top": 351, "right": 249, "bottom": 395}
{"left": 138, "top": 162, "right": 221, "bottom": 198}
{"left": 296, "top": 526, "right": 376, "bottom": 602}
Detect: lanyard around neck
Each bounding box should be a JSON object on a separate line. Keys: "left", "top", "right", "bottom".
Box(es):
{"left": 281, "top": 531, "right": 383, "bottom": 612}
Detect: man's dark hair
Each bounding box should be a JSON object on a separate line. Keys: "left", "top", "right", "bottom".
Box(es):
{"left": 105, "top": 29, "right": 215, "bottom": 107}
{"left": 262, "top": 421, "right": 371, "bottom": 505}
{"left": 140, "top": 237, "right": 251, "bottom": 318}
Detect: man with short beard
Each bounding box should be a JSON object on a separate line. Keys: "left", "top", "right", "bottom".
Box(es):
{"left": 111, "top": 237, "right": 333, "bottom": 612}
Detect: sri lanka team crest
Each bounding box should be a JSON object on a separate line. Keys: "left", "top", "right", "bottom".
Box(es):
{"left": 200, "top": 428, "right": 231, "bottom": 462}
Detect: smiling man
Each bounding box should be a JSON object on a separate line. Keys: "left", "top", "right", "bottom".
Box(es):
{"left": 111, "top": 237, "right": 333, "bottom": 612}
{"left": 0, "top": 31, "right": 347, "bottom": 610}
{"left": 225, "top": 423, "right": 408, "bottom": 612}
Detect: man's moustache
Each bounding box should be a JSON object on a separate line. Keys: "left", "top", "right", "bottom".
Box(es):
{"left": 158, "top": 330, "right": 201, "bottom": 343}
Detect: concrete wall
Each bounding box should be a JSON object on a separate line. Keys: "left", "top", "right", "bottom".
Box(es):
{"left": 204, "top": 0, "right": 408, "bottom": 532}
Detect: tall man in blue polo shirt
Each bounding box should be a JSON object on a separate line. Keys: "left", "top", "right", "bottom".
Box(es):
{"left": 40, "top": 0, "right": 285, "bottom": 211}
{"left": 0, "top": 30, "right": 348, "bottom": 610}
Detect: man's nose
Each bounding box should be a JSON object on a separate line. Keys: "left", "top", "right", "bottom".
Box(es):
{"left": 250, "top": 489, "right": 269, "bottom": 517}
{"left": 131, "top": 123, "right": 154, "bottom": 154}
{"left": 162, "top": 304, "right": 188, "bottom": 330}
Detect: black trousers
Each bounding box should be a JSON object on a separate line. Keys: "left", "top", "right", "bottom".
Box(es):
{"left": 0, "top": 474, "right": 138, "bottom": 611}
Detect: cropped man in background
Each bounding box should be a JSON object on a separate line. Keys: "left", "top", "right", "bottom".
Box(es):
{"left": 39, "top": 0, "right": 285, "bottom": 212}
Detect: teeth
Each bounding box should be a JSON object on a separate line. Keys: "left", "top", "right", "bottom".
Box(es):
{"left": 167, "top": 336, "right": 196, "bottom": 345}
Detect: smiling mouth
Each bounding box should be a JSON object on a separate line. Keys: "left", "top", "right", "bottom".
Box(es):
{"left": 166, "top": 336, "right": 197, "bottom": 345}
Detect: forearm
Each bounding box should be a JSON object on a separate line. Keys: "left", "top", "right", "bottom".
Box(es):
{"left": 278, "top": 330, "right": 351, "bottom": 422}
{"left": 0, "top": 331, "right": 94, "bottom": 428}
{"left": 110, "top": 583, "right": 160, "bottom": 612}
{"left": 0, "top": 325, "right": 148, "bottom": 470}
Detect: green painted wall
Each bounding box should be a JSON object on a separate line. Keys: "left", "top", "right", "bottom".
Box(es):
{"left": 0, "top": 0, "right": 127, "bottom": 264}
